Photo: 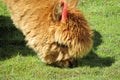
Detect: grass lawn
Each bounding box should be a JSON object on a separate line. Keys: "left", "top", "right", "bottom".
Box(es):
{"left": 0, "top": 0, "right": 120, "bottom": 80}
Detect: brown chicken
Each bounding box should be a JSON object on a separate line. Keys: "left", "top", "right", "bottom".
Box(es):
{"left": 3, "top": 0, "right": 93, "bottom": 67}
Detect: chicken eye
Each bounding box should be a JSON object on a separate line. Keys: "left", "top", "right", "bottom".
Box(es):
{"left": 60, "top": 1, "right": 65, "bottom": 7}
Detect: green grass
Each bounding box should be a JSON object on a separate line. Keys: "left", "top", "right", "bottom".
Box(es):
{"left": 0, "top": 0, "right": 120, "bottom": 80}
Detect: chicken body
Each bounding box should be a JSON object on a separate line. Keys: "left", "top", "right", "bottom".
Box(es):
{"left": 3, "top": 0, "right": 93, "bottom": 67}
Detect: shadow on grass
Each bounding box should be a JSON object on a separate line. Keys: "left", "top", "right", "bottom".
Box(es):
{"left": 78, "top": 30, "right": 115, "bottom": 67}
{"left": 78, "top": 50, "right": 115, "bottom": 67}
{"left": 0, "top": 16, "right": 35, "bottom": 60}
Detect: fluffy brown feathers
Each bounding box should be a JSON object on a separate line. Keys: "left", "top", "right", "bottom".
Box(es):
{"left": 3, "top": 0, "right": 93, "bottom": 67}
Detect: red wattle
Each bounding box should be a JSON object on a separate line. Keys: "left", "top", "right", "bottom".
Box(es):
{"left": 61, "top": 1, "right": 67, "bottom": 22}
